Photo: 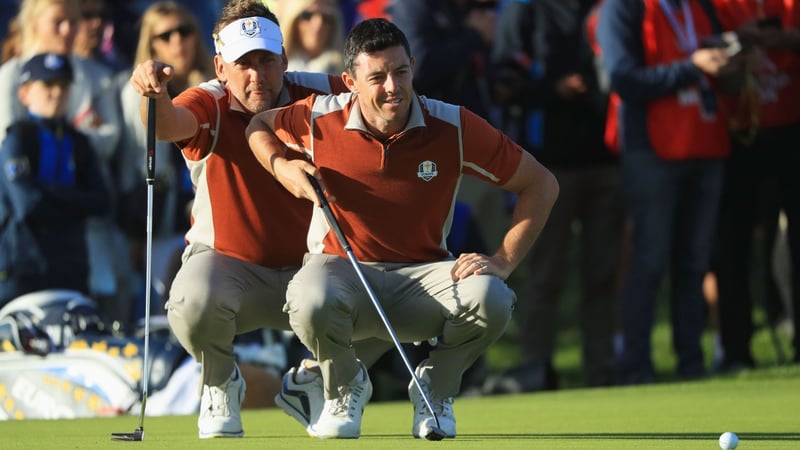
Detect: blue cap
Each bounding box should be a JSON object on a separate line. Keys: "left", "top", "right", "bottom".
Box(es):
{"left": 20, "top": 53, "right": 73, "bottom": 84}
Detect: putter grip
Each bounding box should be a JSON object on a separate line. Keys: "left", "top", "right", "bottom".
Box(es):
{"left": 306, "top": 173, "right": 352, "bottom": 252}
{"left": 146, "top": 97, "right": 156, "bottom": 183}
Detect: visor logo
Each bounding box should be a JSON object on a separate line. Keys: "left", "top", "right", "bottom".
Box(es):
{"left": 240, "top": 18, "right": 261, "bottom": 37}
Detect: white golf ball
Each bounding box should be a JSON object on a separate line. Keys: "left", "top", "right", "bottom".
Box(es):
{"left": 719, "top": 431, "right": 739, "bottom": 449}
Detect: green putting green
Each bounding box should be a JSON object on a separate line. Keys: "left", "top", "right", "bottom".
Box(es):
{"left": 4, "top": 364, "right": 798, "bottom": 449}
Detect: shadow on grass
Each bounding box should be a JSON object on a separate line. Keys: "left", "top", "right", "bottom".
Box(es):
{"left": 458, "top": 432, "right": 800, "bottom": 441}
{"left": 362, "top": 432, "right": 800, "bottom": 441}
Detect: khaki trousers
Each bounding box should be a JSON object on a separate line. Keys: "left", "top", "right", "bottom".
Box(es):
{"left": 285, "top": 254, "right": 516, "bottom": 399}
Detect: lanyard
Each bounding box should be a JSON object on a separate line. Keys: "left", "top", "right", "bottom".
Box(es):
{"left": 659, "top": 0, "right": 698, "bottom": 53}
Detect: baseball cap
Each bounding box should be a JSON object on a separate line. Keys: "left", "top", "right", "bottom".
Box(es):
{"left": 20, "top": 53, "right": 73, "bottom": 84}
{"left": 213, "top": 16, "right": 283, "bottom": 63}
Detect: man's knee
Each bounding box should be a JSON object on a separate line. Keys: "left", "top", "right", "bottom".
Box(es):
{"left": 286, "top": 290, "right": 344, "bottom": 332}
{"left": 166, "top": 285, "right": 226, "bottom": 344}
{"left": 483, "top": 282, "right": 515, "bottom": 336}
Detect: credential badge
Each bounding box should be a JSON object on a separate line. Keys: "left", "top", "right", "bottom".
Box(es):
{"left": 417, "top": 160, "right": 438, "bottom": 182}
{"left": 4, "top": 157, "right": 31, "bottom": 181}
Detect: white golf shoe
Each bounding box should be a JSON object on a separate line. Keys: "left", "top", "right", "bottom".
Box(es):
{"left": 309, "top": 362, "right": 372, "bottom": 439}
{"left": 198, "top": 364, "right": 246, "bottom": 439}
{"left": 274, "top": 362, "right": 325, "bottom": 436}
{"left": 409, "top": 364, "right": 456, "bottom": 439}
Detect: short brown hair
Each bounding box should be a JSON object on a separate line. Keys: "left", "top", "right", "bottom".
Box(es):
{"left": 213, "top": 0, "right": 278, "bottom": 35}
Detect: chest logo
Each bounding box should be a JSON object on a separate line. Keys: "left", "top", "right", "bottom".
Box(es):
{"left": 417, "top": 160, "right": 438, "bottom": 182}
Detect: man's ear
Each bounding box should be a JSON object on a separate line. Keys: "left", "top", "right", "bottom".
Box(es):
{"left": 342, "top": 71, "right": 357, "bottom": 93}
{"left": 281, "top": 48, "right": 288, "bottom": 71}
{"left": 17, "top": 83, "right": 29, "bottom": 105}
{"left": 214, "top": 54, "right": 226, "bottom": 82}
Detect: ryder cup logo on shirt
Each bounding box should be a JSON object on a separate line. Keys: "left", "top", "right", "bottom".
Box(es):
{"left": 417, "top": 160, "right": 438, "bottom": 182}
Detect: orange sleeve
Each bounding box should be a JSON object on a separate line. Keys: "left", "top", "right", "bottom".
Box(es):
{"left": 273, "top": 95, "right": 316, "bottom": 157}
{"left": 173, "top": 87, "right": 217, "bottom": 161}
{"left": 460, "top": 107, "right": 523, "bottom": 186}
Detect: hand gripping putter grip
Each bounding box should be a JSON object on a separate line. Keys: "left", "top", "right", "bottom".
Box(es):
{"left": 306, "top": 173, "right": 446, "bottom": 441}
{"left": 112, "top": 97, "right": 156, "bottom": 442}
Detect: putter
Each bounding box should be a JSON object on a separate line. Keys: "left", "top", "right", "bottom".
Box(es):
{"left": 306, "top": 174, "right": 446, "bottom": 441}
{"left": 112, "top": 97, "right": 156, "bottom": 442}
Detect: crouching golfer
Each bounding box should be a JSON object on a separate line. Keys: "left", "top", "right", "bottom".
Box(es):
{"left": 247, "top": 18, "right": 559, "bottom": 439}
{"left": 127, "top": 0, "right": 353, "bottom": 439}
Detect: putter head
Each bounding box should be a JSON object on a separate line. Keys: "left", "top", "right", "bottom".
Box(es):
{"left": 111, "top": 427, "right": 144, "bottom": 441}
{"left": 425, "top": 426, "right": 446, "bottom": 441}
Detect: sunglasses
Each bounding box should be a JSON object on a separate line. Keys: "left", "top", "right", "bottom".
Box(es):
{"left": 298, "top": 10, "right": 335, "bottom": 24}
{"left": 81, "top": 10, "right": 107, "bottom": 20}
{"left": 152, "top": 25, "right": 195, "bottom": 43}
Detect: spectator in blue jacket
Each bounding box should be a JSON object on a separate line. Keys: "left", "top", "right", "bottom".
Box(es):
{"left": 0, "top": 53, "right": 109, "bottom": 307}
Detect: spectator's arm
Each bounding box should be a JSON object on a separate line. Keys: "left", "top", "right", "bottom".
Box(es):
{"left": 597, "top": 0, "right": 702, "bottom": 103}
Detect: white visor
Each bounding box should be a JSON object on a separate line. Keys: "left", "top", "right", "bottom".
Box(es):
{"left": 214, "top": 16, "right": 283, "bottom": 63}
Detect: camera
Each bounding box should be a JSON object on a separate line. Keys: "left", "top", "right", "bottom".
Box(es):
{"left": 699, "top": 31, "right": 742, "bottom": 57}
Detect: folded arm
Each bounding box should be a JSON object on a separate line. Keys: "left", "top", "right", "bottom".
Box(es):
{"left": 246, "top": 109, "right": 325, "bottom": 206}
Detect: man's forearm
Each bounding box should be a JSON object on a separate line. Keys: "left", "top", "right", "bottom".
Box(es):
{"left": 246, "top": 113, "right": 286, "bottom": 176}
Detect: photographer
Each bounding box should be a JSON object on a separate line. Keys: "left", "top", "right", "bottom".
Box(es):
{"left": 597, "top": 0, "right": 732, "bottom": 384}
{"left": 709, "top": 0, "right": 800, "bottom": 371}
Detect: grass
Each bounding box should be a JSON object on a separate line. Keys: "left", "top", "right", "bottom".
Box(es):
{"left": 4, "top": 365, "right": 800, "bottom": 448}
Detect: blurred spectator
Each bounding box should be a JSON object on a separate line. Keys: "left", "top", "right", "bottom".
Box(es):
{"left": 483, "top": 0, "right": 624, "bottom": 393}
{"left": 1, "top": 16, "right": 21, "bottom": 63}
{"left": 0, "top": 0, "right": 122, "bottom": 149}
{"left": 125, "top": 0, "right": 225, "bottom": 53}
{"left": 277, "top": 0, "right": 345, "bottom": 74}
{"left": 0, "top": 53, "right": 109, "bottom": 307}
{"left": 387, "top": 0, "right": 496, "bottom": 118}
{"left": 117, "top": 1, "right": 214, "bottom": 315}
{"left": 350, "top": 0, "right": 389, "bottom": 26}
{"left": 0, "top": 0, "right": 20, "bottom": 43}
{"left": 72, "top": 0, "right": 126, "bottom": 73}
{"left": 598, "top": 0, "right": 732, "bottom": 384}
{"left": 0, "top": 0, "right": 124, "bottom": 324}
{"left": 710, "top": 0, "right": 800, "bottom": 369}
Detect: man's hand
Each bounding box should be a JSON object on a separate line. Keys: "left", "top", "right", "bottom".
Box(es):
{"left": 272, "top": 158, "right": 332, "bottom": 206}
{"left": 450, "top": 252, "right": 512, "bottom": 281}
{"left": 691, "top": 48, "right": 730, "bottom": 76}
{"left": 555, "top": 73, "right": 588, "bottom": 99}
{"left": 130, "top": 60, "right": 174, "bottom": 97}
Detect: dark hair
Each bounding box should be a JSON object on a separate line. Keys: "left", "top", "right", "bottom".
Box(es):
{"left": 214, "top": 0, "right": 279, "bottom": 34}
{"left": 343, "top": 18, "right": 411, "bottom": 75}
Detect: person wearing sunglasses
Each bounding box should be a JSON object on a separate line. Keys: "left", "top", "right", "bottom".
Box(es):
{"left": 116, "top": 1, "right": 213, "bottom": 325}
{"left": 278, "top": 0, "right": 345, "bottom": 74}
{"left": 73, "top": 0, "right": 125, "bottom": 73}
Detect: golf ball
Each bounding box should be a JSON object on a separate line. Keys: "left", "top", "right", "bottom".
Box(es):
{"left": 719, "top": 432, "right": 739, "bottom": 449}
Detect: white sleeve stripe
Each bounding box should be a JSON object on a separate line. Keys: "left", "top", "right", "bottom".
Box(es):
{"left": 463, "top": 162, "right": 502, "bottom": 183}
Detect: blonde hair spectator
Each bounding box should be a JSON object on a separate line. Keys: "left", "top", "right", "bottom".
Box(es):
{"left": 18, "top": 0, "right": 79, "bottom": 57}
{"left": 133, "top": 1, "right": 213, "bottom": 95}
{"left": 278, "top": 0, "right": 345, "bottom": 74}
